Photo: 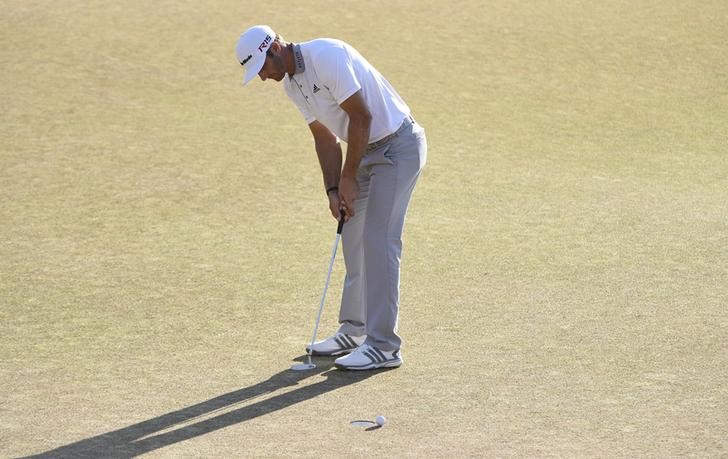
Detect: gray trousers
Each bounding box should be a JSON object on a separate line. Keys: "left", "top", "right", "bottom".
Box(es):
{"left": 337, "top": 118, "right": 427, "bottom": 351}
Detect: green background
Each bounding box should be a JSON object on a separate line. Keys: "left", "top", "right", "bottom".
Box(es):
{"left": 2, "top": 0, "right": 726, "bottom": 456}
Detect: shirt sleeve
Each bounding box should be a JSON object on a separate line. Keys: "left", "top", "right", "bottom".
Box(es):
{"left": 314, "top": 44, "right": 361, "bottom": 105}
{"left": 296, "top": 102, "right": 316, "bottom": 124}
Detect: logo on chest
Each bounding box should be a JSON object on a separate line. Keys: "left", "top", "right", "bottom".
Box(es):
{"left": 313, "top": 84, "right": 321, "bottom": 94}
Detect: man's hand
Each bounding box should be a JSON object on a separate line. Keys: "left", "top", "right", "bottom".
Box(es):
{"left": 338, "top": 174, "right": 359, "bottom": 219}
{"left": 328, "top": 190, "right": 343, "bottom": 220}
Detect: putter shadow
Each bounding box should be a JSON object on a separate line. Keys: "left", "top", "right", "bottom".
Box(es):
{"left": 26, "top": 357, "right": 382, "bottom": 458}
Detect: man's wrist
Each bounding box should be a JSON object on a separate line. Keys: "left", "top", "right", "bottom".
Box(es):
{"left": 340, "top": 165, "right": 358, "bottom": 179}
{"left": 326, "top": 186, "right": 338, "bottom": 196}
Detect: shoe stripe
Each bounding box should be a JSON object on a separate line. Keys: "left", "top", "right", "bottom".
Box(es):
{"left": 372, "top": 347, "right": 388, "bottom": 361}
{"left": 337, "top": 335, "right": 351, "bottom": 349}
{"left": 364, "top": 350, "right": 382, "bottom": 363}
{"left": 335, "top": 336, "right": 348, "bottom": 350}
{"left": 337, "top": 334, "right": 351, "bottom": 348}
{"left": 342, "top": 334, "right": 357, "bottom": 348}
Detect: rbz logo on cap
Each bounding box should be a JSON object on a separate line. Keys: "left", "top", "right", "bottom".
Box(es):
{"left": 258, "top": 35, "right": 272, "bottom": 52}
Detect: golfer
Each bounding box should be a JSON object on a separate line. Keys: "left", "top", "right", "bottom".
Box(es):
{"left": 236, "top": 25, "right": 427, "bottom": 370}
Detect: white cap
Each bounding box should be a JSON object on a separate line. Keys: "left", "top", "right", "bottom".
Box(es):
{"left": 235, "top": 25, "right": 275, "bottom": 85}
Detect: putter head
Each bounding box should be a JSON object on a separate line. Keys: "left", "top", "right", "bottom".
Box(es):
{"left": 290, "top": 362, "right": 316, "bottom": 371}
{"left": 290, "top": 354, "right": 316, "bottom": 371}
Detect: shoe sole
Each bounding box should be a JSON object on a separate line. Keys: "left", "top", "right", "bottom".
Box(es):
{"left": 334, "top": 359, "right": 402, "bottom": 371}
{"left": 307, "top": 348, "right": 356, "bottom": 357}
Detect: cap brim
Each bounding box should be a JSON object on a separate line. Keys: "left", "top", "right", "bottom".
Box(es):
{"left": 243, "top": 55, "right": 266, "bottom": 85}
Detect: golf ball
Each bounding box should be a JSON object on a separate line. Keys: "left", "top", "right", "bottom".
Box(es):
{"left": 375, "top": 415, "right": 386, "bottom": 426}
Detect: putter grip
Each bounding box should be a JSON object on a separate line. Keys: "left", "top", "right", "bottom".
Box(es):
{"left": 337, "top": 211, "right": 346, "bottom": 234}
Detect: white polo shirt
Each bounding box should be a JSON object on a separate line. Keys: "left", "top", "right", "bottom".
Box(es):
{"left": 283, "top": 39, "right": 410, "bottom": 143}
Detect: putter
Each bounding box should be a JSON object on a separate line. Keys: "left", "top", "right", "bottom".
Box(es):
{"left": 291, "top": 211, "right": 346, "bottom": 371}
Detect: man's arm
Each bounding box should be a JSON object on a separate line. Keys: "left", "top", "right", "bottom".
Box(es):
{"left": 338, "top": 90, "right": 372, "bottom": 216}
{"left": 309, "top": 120, "right": 344, "bottom": 220}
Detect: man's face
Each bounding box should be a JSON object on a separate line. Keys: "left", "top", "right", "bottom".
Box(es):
{"left": 258, "top": 46, "right": 286, "bottom": 82}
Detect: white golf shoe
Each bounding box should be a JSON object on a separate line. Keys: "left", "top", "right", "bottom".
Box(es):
{"left": 334, "top": 344, "right": 402, "bottom": 370}
{"left": 306, "top": 332, "right": 366, "bottom": 356}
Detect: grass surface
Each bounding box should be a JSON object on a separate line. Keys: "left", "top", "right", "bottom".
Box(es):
{"left": 2, "top": 0, "right": 727, "bottom": 457}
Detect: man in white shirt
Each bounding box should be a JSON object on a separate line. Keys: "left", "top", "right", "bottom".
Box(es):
{"left": 236, "top": 25, "right": 427, "bottom": 370}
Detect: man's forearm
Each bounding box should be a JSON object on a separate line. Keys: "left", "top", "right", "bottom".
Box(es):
{"left": 315, "top": 139, "right": 343, "bottom": 191}
{"left": 342, "top": 112, "right": 371, "bottom": 178}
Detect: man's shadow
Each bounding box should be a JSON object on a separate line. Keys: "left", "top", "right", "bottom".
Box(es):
{"left": 27, "top": 357, "right": 383, "bottom": 458}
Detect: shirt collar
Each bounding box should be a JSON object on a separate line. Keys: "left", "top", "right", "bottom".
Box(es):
{"left": 292, "top": 43, "right": 305, "bottom": 74}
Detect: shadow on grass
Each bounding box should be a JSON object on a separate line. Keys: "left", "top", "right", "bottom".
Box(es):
{"left": 27, "top": 357, "right": 385, "bottom": 458}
